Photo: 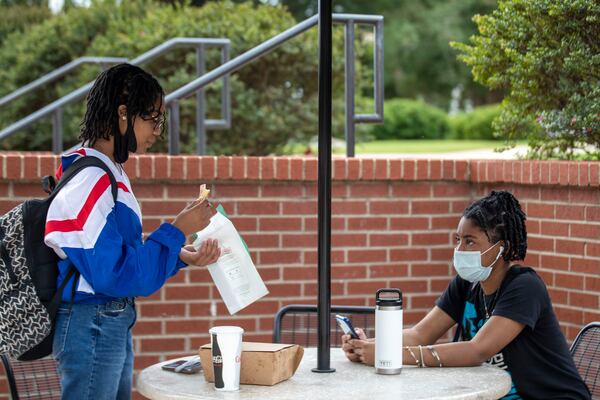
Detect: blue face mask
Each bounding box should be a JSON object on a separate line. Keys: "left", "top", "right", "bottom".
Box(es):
{"left": 453, "top": 242, "right": 504, "bottom": 283}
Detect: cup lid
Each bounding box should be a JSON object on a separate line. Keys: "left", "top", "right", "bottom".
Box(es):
{"left": 209, "top": 326, "right": 244, "bottom": 334}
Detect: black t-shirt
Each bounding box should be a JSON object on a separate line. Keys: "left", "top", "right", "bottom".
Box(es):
{"left": 436, "top": 265, "right": 591, "bottom": 400}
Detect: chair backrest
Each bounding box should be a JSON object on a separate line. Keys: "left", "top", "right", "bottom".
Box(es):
{"left": 272, "top": 304, "right": 375, "bottom": 347}
{"left": 1, "top": 355, "right": 61, "bottom": 400}
{"left": 570, "top": 322, "right": 600, "bottom": 399}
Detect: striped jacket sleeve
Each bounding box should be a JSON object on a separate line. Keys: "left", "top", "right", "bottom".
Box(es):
{"left": 44, "top": 166, "right": 186, "bottom": 297}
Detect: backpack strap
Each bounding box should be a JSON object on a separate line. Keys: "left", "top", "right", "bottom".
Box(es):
{"left": 51, "top": 156, "right": 118, "bottom": 203}
{"left": 41, "top": 175, "right": 56, "bottom": 195}
{"left": 46, "top": 155, "right": 119, "bottom": 314}
{"left": 45, "top": 265, "right": 79, "bottom": 318}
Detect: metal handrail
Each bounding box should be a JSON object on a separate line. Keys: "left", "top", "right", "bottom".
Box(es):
{"left": 166, "top": 13, "right": 384, "bottom": 156}
{"left": 0, "top": 57, "right": 128, "bottom": 108}
{"left": 1, "top": 13, "right": 383, "bottom": 157}
{"left": 0, "top": 38, "right": 231, "bottom": 154}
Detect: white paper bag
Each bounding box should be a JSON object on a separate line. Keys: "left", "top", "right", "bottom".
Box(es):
{"left": 193, "top": 207, "right": 268, "bottom": 315}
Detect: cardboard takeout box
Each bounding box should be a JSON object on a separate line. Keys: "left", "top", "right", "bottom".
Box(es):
{"left": 199, "top": 342, "right": 304, "bottom": 386}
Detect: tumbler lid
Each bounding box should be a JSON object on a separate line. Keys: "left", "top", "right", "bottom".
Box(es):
{"left": 376, "top": 288, "right": 402, "bottom": 307}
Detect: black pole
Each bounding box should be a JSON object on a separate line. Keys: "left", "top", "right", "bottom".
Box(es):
{"left": 312, "top": 0, "right": 335, "bottom": 374}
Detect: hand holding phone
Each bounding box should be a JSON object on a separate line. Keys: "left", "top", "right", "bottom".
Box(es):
{"left": 336, "top": 314, "right": 360, "bottom": 339}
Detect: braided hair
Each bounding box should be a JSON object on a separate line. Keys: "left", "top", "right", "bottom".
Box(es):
{"left": 463, "top": 190, "right": 527, "bottom": 261}
{"left": 79, "top": 63, "right": 164, "bottom": 163}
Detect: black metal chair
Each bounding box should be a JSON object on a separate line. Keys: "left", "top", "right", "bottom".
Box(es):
{"left": 1, "top": 355, "right": 61, "bottom": 399}
{"left": 570, "top": 322, "right": 600, "bottom": 399}
{"left": 272, "top": 304, "right": 375, "bottom": 347}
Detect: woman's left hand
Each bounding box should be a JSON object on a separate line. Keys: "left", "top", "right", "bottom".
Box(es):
{"left": 349, "top": 328, "right": 375, "bottom": 366}
{"left": 179, "top": 239, "right": 220, "bottom": 266}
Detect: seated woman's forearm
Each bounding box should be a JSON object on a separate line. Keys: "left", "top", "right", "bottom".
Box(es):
{"left": 402, "top": 327, "right": 422, "bottom": 346}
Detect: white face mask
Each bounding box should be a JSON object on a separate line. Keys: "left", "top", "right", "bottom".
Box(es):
{"left": 453, "top": 242, "right": 504, "bottom": 282}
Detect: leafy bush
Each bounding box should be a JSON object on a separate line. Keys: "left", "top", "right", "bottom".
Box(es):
{"left": 452, "top": 0, "right": 600, "bottom": 159}
{"left": 449, "top": 104, "right": 501, "bottom": 140}
{"left": 0, "top": 0, "right": 366, "bottom": 155}
{"left": 371, "top": 98, "right": 450, "bottom": 140}
{"left": 0, "top": 4, "right": 51, "bottom": 46}
{"left": 0, "top": 2, "right": 139, "bottom": 150}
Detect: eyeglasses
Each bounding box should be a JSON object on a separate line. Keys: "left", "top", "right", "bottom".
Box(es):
{"left": 141, "top": 112, "right": 166, "bottom": 132}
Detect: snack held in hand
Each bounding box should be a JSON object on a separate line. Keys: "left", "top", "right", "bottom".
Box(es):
{"left": 198, "top": 184, "right": 211, "bottom": 202}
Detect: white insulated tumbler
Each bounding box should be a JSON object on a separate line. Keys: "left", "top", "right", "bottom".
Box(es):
{"left": 375, "top": 288, "right": 403, "bottom": 374}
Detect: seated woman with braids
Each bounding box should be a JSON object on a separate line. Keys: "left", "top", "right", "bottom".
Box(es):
{"left": 343, "top": 190, "right": 590, "bottom": 400}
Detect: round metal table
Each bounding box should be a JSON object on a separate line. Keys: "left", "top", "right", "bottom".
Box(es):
{"left": 137, "top": 348, "right": 512, "bottom": 400}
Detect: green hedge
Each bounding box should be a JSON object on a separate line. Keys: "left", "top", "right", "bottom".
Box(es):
{"left": 449, "top": 104, "right": 501, "bottom": 140}
{"left": 371, "top": 98, "right": 450, "bottom": 140}
{"left": 0, "top": 4, "right": 51, "bottom": 46}
{"left": 0, "top": 0, "right": 365, "bottom": 155}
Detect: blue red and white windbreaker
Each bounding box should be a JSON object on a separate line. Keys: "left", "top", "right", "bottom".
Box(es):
{"left": 44, "top": 148, "right": 186, "bottom": 304}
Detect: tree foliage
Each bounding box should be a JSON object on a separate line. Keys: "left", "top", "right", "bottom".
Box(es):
{"left": 0, "top": 0, "right": 368, "bottom": 155}
{"left": 255, "top": 0, "right": 499, "bottom": 108}
{"left": 0, "top": 3, "right": 51, "bottom": 46}
{"left": 0, "top": 0, "right": 46, "bottom": 5}
{"left": 453, "top": 0, "right": 600, "bottom": 159}
{"left": 157, "top": 0, "right": 499, "bottom": 108}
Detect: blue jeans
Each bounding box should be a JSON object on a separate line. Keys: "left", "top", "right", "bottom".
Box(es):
{"left": 52, "top": 298, "right": 136, "bottom": 400}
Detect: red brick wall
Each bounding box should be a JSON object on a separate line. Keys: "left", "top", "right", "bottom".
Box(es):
{"left": 0, "top": 153, "right": 598, "bottom": 399}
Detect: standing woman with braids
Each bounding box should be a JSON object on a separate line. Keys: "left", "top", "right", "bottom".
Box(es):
{"left": 44, "top": 64, "right": 221, "bottom": 400}
{"left": 343, "top": 191, "right": 590, "bottom": 399}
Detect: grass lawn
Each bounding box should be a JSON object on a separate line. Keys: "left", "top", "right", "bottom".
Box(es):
{"left": 344, "top": 139, "right": 507, "bottom": 154}
{"left": 285, "top": 139, "right": 514, "bottom": 155}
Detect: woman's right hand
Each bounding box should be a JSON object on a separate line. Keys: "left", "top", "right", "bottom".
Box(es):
{"left": 172, "top": 200, "right": 216, "bottom": 237}
{"left": 342, "top": 327, "right": 370, "bottom": 363}
{"left": 179, "top": 241, "right": 220, "bottom": 267}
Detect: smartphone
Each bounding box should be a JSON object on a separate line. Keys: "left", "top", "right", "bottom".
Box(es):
{"left": 161, "top": 359, "right": 202, "bottom": 374}
{"left": 335, "top": 314, "right": 360, "bottom": 339}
